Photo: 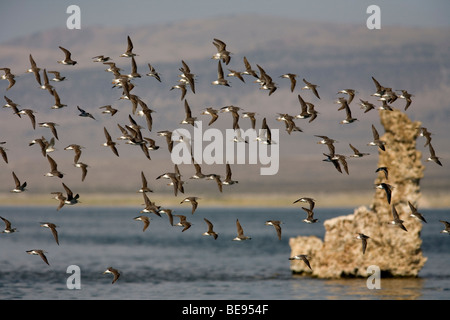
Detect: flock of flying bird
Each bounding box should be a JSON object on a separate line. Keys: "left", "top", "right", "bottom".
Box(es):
{"left": 0, "top": 35, "right": 448, "bottom": 282}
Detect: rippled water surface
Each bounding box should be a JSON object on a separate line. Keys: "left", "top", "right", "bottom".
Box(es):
{"left": 0, "top": 206, "right": 449, "bottom": 300}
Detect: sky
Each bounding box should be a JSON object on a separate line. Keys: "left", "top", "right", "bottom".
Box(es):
{"left": 0, "top": 0, "right": 449, "bottom": 43}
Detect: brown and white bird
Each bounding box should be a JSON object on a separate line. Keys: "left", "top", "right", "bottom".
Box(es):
{"left": 233, "top": 219, "right": 251, "bottom": 241}
{"left": 408, "top": 201, "right": 427, "bottom": 223}
{"left": 133, "top": 215, "right": 151, "bottom": 232}
{"left": 202, "top": 218, "right": 218, "bottom": 240}
{"left": 26, "top": 249, "right": 50, "bottom": 265}
{"left": 180, "top": 196, "right": 199, "bottom": 215}
{"left": 356, "top": 233, "right": 370, "bottom": 254}
{"left": 265, "top": 220, "right": 282, "bottom": 240}
{"left": 301, "top": 78, "right": 320, "bottom": 99}
{"left": 289, "top": 254, "right": 312, "bottom": 270}
{"left": 174, "top": 214, "right": 192, "bottom": 232}
{"left": 10, "top": 171, "right": 27, "bottom": 193}
{"left": 103, "top": 267, "right": 120, "bottom": 284}
{"left": 40, "top": 222, "right": 59, "bottom": 245}
{"left": 57, "top": 46, "right": 77, "bottom": 65}
{"left": 103, "top": 127, "right": 119, "bottom": 157}
{"left": 1, "top": 216, "right": 17, "bottom": 233}
{"left": 120, "top": 35, "right": 137, "bottom": 58}
{"left": 388, "top": 205, "right": 407, "bottom": 232}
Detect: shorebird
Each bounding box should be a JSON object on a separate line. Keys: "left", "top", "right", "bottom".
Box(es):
{"left": 156, "top": 167, "right": 184, "bottom": 196}
{"left": 334, "top": 154, "right": 349, "bottom": 175}
{"left": 120, "top": 35, "right": 138, "bottom": 58}
{"left": 419, "top": 127, "right": 432, "bottom": 147}
{"left": 205, "top": 173, "right": 223, "bottom": 193}
{"left": 180, "top": 100, "right": 197, "bottom": 126}
{"left": 222, "top": 163, "right": 238, "bottom": 185}
{"left": 36, "top": 69, "right": 54, "bottom": 93}
{"left": 375, "top": 166, "right": 389, "bottom": 180}
{"left": 211, "top": 38, "right": 231, "bottom": 65}
{"left": 190, "top": 162, "right": 207, "bottom": 179}
{"left": 146, "top": 63, "right": 161, "bottom": 82}
{"left": 255, "top": 64, "right": 278, "bottom": 96}
{"left": 315, "top": 135, "right": 337, "bottom": 157}
{"left": 379, "top": 87, "right": 398, "bottom": 104}
{"left": 74, "top": 162, "right": 88, "bottom": 182}
{"left": 440, "top": 220, "right": 450, "bottom": 235}
{"left": 17, "top": 108, "right": 36, "bottom": 129}
{"left": 174, "top": 214, "right": 192, "bottom": 232}
{"left": 38, "top": 122, "right": 59, "bottom": 140}
{"left": 179, "top": 60, "right": 196, "bottom": 94}
{"left": 256, "top": 117, "right": 273, "bottom": 145}
{"left": 134, "top": 215, "right": 151, "bottom": 232}
{"left": 339, "top": 99, "right": 358, "bottom": 124}
{"left": 26, "top": 54, "right": 41, "bottom": 80}
{"left": 92, "top": 55, "right": 111, "bottom": 63}
{"left": 51, "top": 192, "right": 66, "bottom": 211}
{"left": 203, "top": 218, "right": 218, "bottom": 240}
{"left": 408, "top": 201, "right": 427, "bottom": 223}
{"left": 301, "top": 78, "right": 320, "bottom": 99}
{"left": 280, "top": 73, "right": 297, "bottom": 92}
{"left": 31, "top": 136, "right": 56, "bottom": 157}
{"left": 375, "top": 182, "right": 393, "bottom": 204}
{"left": 220, "top": 105, "right": 241, "bottom": 130}
{"left": 371, "top": 76, "right": 386, "bottom": 98}
{"left": 40, "top": 222, "right": 59, "bottom": 245}
{"left": 322, "top": 153, "right": 342, "bottom": 173}
{"left": 64, "top": 144, "right": 83, "bottom": 163}
{"left": 157, "top": 130, "right": 173, "bottom": 153}
{"left": 45, "top": 155, "right": 64, "bottom": 178}
{"left": 48, "top": 70, "right": 65, "bottom": 82}
{"left": 368, "top": 124, "right": 386, "bottom": 151}
{"left": 50, "top": 88, "right": 66, "bottom": 109}
{"left": 3, "top": 96, "right": 21, "bottom": 117}
{"left": 356, "top": 233, "right": 369, "bottom": 254}
{"left": 211, "top": 61, "right": 230, "bottom": 87}
{"left": 242, "top": 112, "right": 257, "bottom": 129}
{"left": 159, "top": 208, "right": 174, "bottom": 226}
{"left": 276, "top": 113, "right": 302, "bottom": 134}
{"left": 10, "top": 171, "right": 27, "bottom": 193}
{"left": 227, "top": 69, "right": 245, "bottom": 83}
{"left": 0, "top": 145, "right": 8, "bottom": 163}
{"left": 289, "top": 254, "right": 312, "bottom": 270}
{"left": 426, "top": 143, "right": 442, "bottom": 166}
{"left": 388, "top": 205, "right": 407, "bottom": 232}
{"left": 103, "top": 267, "right": 120, "bottom": 284}
{"left": 77, "top": 106, "right": 96, "bottom": 120}
{"left": 99, "top": 105, "right": 118, "bottom": 116}
{"left": 301, "top": 207, "right": 318, "bottom": 224}
{"left": 242, "top": 56, "right": 258, "bottom": 78}
{"left": 337, "top": 89, "right": 357, "bottom": 105}
{"left": 201, "top": 107, "right": 219, "bottom": 126}
{"left": 233, "top": 219, "right": 251, "bottom": 241}
{"left": 61, "top": 183, "right": 80, "bottom": 206}
{"left": 349, "top": 144, "right": 370, "bottom": 158}
{"left": 170, "top": 82, "right": 188, "bottom": 100}
{"left": 265, "top": 220, "right": 282, "bottom": 240}
{"left": 138, "top": 171, "right": 153, "bottom": 193}
{"left": 180, "top": 196, "right": 199, "bottom": 215}
{"left": 358, "top": 99, "right": 376, "bottom": 113}
{"left": 1, "top": 216, "right": 17, "bottom": 233}
{"left": 103, "top": 127, "right": 119, "bottom": 157}
{"left": 0, "top": 68, "right": 16, "bottom": 90}
{"left": 293, "top": 197, "right": 315, "bottom": 210}
{"left": 294, "top": 94, "right": 311, "bottom": 120}
{"left": 140, "top": 193, "right": 161, "bottom": 217}
{"left": 126, "top": 56, "right": 141, "bottom": 79}
{"left": 57, "top": 46, "right": 77, "bottom": 65}
{"left": 27, "top": 250, "right": 50, "bottom": 265}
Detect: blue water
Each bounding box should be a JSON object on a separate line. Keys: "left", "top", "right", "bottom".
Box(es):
{"left": 0, "top": 206, "right": 449, "bottom": 300}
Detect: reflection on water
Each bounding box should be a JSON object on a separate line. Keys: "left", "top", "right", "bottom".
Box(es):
{"left": 289, "top": 275, "right": 426, "bottom": 300}
{"left": 324, "top": 277, "right": 425, "bottom": 300}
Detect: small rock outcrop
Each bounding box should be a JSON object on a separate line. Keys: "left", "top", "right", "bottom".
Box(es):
{"left": 289, "top": 110, "right": 428, "bottom": 278}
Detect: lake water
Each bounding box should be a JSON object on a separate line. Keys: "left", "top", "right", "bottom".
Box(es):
{"left": 0, "top": 206, "right": 449, "bottom": 301}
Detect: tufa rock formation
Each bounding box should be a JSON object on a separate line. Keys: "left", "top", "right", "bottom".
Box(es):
{"left": 289, "top": 109, "right": 428, "bottom": 278}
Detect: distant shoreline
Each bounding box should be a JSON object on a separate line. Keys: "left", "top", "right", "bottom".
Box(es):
{"left": 1, "top": 191, "right": 449, "bottom": 209}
